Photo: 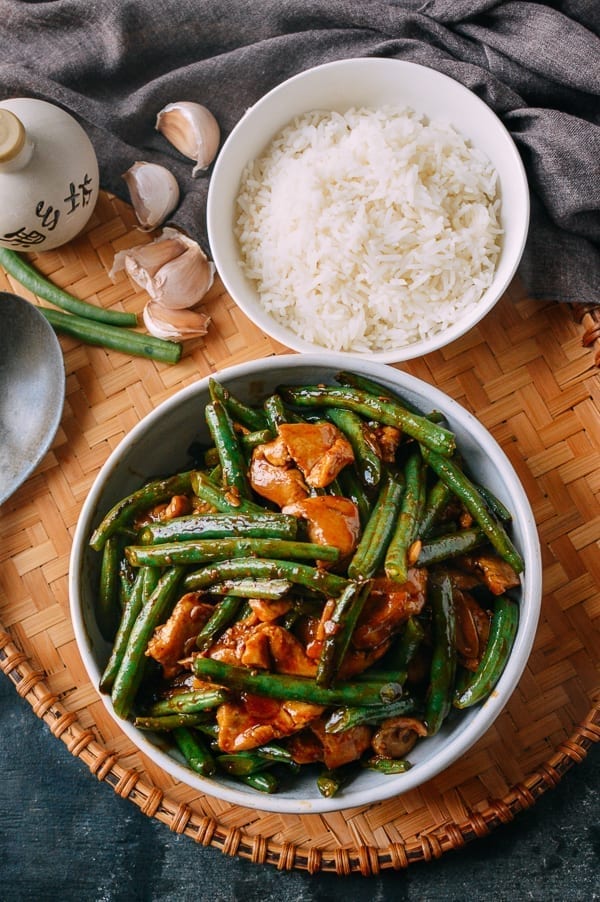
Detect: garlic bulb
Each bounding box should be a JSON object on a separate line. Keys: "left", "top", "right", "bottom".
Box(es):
{"left": 143, "top": 300, "right": 211, "bottom": 340}
{"left": 122, "top": 161, "right": 180, "bottom": 230}
{"left": 110, "top": 227, "right": 215, "bottom": 309}
{"left": 156, "top": 101, "right": 220, "bottom": 176}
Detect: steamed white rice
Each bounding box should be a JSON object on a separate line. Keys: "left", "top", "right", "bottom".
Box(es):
{"left": 235, "top": 106, "right": 502, "bottom": 353}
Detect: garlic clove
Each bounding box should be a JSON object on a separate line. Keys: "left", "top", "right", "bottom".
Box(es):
{"left": 122, "top": 161, "right": 180, "bottom": 230}
{"left": 109, "top": 226, "right": 215, "bottom": 309}
{"left": 143, "top": 300, "right": 211, "bottom": 340}
{"left": 156, "top": 102, "right": 220, "bottom": 176}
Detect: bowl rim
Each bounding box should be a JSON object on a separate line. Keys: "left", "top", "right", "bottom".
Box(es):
{"left": 69, "top": 354, "right": 542, "bottom": 814}
{"left": 207, "top": 57, "right": 530, "bottom": 364}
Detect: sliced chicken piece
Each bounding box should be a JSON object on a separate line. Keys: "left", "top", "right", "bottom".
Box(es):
{"left": 351, "top": 570, "right": 427, "bottom": 650}
{"left": 286, "top": 728, "right": 326, "bottom": 765}
{"left": 216, "top": 696, "right": 324, "bottom": 752}
{"left": 282, "top": 495, "right": 360, "bottom": 562}
{"left": 458, "top": 552, "right": 521, "bottom": 595}
{"left": 277, "top": 422, "right": 354, "bottom": 488}
{"left": 134, "top": 492, "right": 193, "bottom": 528}
{"left": 146, "top": 592, "right": 214, "bottom": 678}
{"left": 249, "top": 446, "right": 309, "bottom": 508}
{"left": 207, "top": 614, "right": 260, "bottom": 666}
{"left": 240, "top": 623, "right": 317, "bottom": 676}
{"left": 371, "top": 424, "right": 402, "bottom": 463}
{"left": 309, "top": 716, "right": 373, "bottom": 769}
{"left": 248, "top": 598, "right": 293, "bottom": 622}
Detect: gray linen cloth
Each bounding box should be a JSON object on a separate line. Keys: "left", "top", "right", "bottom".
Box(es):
{"left": 1, "top": 0, "right": 599, "bottom": 305}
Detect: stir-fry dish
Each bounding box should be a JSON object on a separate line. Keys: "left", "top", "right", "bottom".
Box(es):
{"left": 90, "top": 372, "right": 523, "bottom": 797}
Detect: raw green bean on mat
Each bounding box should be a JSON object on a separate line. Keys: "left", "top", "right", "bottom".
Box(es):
{"left": 193, "top": 657, "right": 404, "bottom": 707}
{"left": 89, "top": 471, "right": 194, "bottom": 551}
{"left": 0, "top": 247, "right": 137, "bottom": 327}
{"left": 110, "top": 566, "right": 185, "bottom": 720}
{"left": 279, "top": 384, "right": 455, "bottom": 457}
{"left": 424, "top": 574, "right": 457, "bottom": 736}
{"left": 125, "top": 537, "right": 340, "bottom": 568}
{"left": 41, "top": 307, "right": 182, "bottom": 363}
{"left": 173, "top": 726, "right": 216, "bottom": 776}
{"left": 182, "top": 557, "right": 349, "bottom": 597}
{"left": 420, "top": 448, "right": 524, "bottom": 573}
{"left": 208, "top": 377, "right": 268, "bottom": 432}
{"left": 454, "top": 595, "right": 519, "bottom": 709}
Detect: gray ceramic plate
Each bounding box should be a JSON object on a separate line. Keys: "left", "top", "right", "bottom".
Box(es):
{"left": 0, "top": 291, "right": 65, "bottom": 505}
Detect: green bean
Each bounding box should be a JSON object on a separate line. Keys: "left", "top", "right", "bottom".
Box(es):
{"left": 335, "top": 371, "right": 426, "bottom": 416}
{"left": 193, "top": 657, "right": 403, "bottom": 707}
{"left": 173, "top": 726, "right": 216, "bottom": 776}
{"left": 149, "top": 687, "right": 230, "bottom": 716}
{"left": 416, "top": 527, "right": 487, "bottom": 566}
{"left": 137, "top": 512, "right": 298, "bottom": 545}
{"left": 134, "top": 712, "right": 212, "bottom": 731}
{"left": 419, "top": 478, "right": 453, "bottom": 539}
{"left": 335, "top": 464, "right": 372, "bottom": 527}
{"left": 205, "top": 400, "right": 252, "bottom": 499}
{"left": 316, "top": 580, "right": 372, "bottom": 687}
{"left": 316, "top": 767, "right": 354, "bottom": 798}
{"left": 216, "top": 752, "right": 274, "bottom": 777}
{"left": 348, "top": 468, "right": 405, "bottom": 579}
{"left": 241, "top": 772, "right": 279, "bottom": 793}
{"left": 325, "top": 407, "right": 382, "bottom": 488}
{"left": 0, "top": 247, "right": 137, "bottom": 327}
{"left": 208, "top": 377, "right": 268, "bottom": 432}
{"left": 424, "top": 575, "right": 457, "bottom": 736}
{"left": 279, "top": 385, "right": 455, "bottom": 456}
{"left": 203, "top": 578, "right": 292, "bottom": 599}
{"left": 110, "top": 566, "right": 185, "bottom": 719}
{"left": 263, "top": 393, "right": 305, "bottom": 431}
{"left": 384, "top": 449, "right": 426, "bottom": 584}
{"left": 382, "top": 616, "right": 426, "bottom": 674}
{"left": 204, "top": 428, "right": 275, "bottom": 467}
{"left": 89, "top": 472, "right": 194, "bottom": 551}
{"left": 183, "top": 557, "right": 349, "bottom": 597}
{"left": 190, "top": 470, "right": 265, "bottom": 514}
{"left": 125, "top": 537, "right": 340, "bottom": 568}
{"left": 97, "top": 534, "right": 123, "bottom": 641}
{"left": 99, "top": 567, "right": 146, "bottom": 693}
{"left": 366, "top": 756, "right": 412, "bottom": 774}
{"left": 196, "top": 595, "right": 243, "bottom": 651}
{"left": 473, "top": 482, "right": 513, "bottom": 523}
{"left": 324, "top": 694, "right": 417, "bottom": 733}
{"left": 454, "top": 595, "right": 519, "bottom": 709}
{"left": 420, "top": 448, "right": 524, "bottom": 573}
{"left": 253, "top": 743, "right": 299, "bottom": 768}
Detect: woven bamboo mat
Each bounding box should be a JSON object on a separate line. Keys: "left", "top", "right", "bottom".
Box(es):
{"left": 0, "top": 192, "right": 599, "bottom": 875}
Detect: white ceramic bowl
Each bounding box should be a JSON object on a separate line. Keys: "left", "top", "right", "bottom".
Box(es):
{"left": 70, "top": 355, "right": 541, "bottom": 813}
{"left": 207, "top": 58, "right": 530, "bottom": 363}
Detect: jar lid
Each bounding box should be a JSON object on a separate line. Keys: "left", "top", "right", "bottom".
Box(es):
{"left": 0, "top": 109, "right": 26, "bottom": 163}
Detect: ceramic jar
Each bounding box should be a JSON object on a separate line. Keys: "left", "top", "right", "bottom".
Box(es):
{"left": 0, "top": 98, "right": 99, "bottom": 251}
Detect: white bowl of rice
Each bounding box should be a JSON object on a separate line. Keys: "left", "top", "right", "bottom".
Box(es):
{"left": 207, "top": 58, "right": 529, "bottom": 362}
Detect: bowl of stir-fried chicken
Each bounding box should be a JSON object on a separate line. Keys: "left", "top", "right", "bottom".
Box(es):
{"left": 70, "top": 355, "right": 541, "bottom": 813}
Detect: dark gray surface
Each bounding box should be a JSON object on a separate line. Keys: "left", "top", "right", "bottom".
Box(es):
{"left": 0, "top": 674, "right": 597, "bottom": 901}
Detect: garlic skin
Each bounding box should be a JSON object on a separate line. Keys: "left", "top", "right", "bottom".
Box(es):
{"left": 143, "top": 300, "right": 211, "bottom": 340}
{"left": 156, "top": 102, "right": 220, "bottom": 176}
{"left": 122, "top": 161, "right": 180, "bottom": 230}
{"left": 110, "top": 227, "right": 215, "bottom": 309}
